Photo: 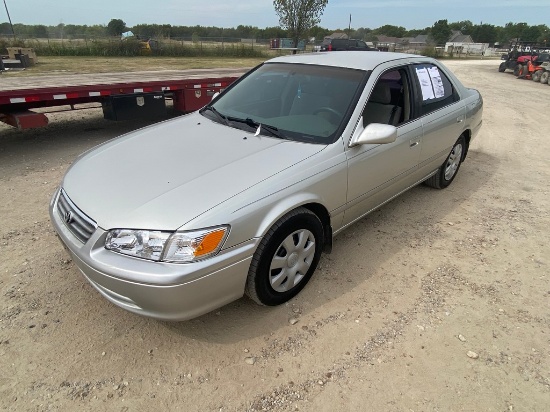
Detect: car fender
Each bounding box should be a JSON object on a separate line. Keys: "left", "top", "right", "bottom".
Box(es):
{"left": 218, "top": 167, "right": 346, "bottom": 250}
{"left": 253, "top": 190, "right": 333, "bottom": 239}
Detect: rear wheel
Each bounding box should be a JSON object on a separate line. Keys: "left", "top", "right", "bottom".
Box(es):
{"left": 516, "top": 64, "right": 526, "bottom": 78}
{"left": 424, "top": 136, "right": 465, "bottom": 189}
{"left": 246, "top": 208, "right": 324, "bottom": 306}
{"left": 513, "top": 65, "right": 521, "bottom": 76}
{"left": 541, "top": 71, "right": 550, "bottom": 84}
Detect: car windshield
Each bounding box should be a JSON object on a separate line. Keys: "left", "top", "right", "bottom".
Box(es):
{"left": 203, "top": 63, "right": 366, "bottom": 144}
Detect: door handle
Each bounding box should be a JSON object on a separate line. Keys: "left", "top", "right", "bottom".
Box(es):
{"left": 457, "top": 117, "right": 464, "bottom": 123}
{"left": 409, "top": 140, "right": 419, "bottom": 147}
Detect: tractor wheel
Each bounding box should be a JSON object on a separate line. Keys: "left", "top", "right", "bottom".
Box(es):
{"left": 517, "top": 64, "right": 526, "bottom": 78}
{"left": 541, "top": 71, "right": 550, "bottom": 84}
{"left": 498, "top": 62, "right": 506, "bottom": 72}
{"left": 532, "top": 71, "right": 542, "bottom": 82}
{"left": 513, "top": 65, "right": 521, "bottom": 76}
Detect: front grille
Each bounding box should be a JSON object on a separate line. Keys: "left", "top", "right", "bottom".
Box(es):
{"left": 56, "top": 189, "right": 97, "bottom": 243}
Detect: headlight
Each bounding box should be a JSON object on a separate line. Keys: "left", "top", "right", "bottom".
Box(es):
{"left": 105, "top": 229, "right": 170, "bottom": 261}
{"left": 105, "top": 226, "right": 229, "bottom": 263}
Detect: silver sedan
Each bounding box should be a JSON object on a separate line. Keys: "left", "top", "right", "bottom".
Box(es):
{"left": 50, "top": 52, "right": 483, "bottom": 321}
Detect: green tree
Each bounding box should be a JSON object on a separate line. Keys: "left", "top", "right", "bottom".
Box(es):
{"left": 56, "top": 23, "right": 65, "bottom": 39}
{"left": 431, "top": 19, "right": 451, "bottom": 46}
{"left": 404, "top": 29, "right": 424, "bottom": 37}
{"left": 306, "top": 25, "right": 328, "bottom": 41}
{"left": 373, "top": 24, "right": 406, "bottom": 38}
{"left": 521, "top": 25, "right": 541, "bottom": 42}
{"left": 471, "top": 24, "right": 497, "bottom": 44}
{"left": 273, "top": 0, "right": 328, "bottom": 52}
{"left": 449, "top": 20, "right": 473, "bottom": 34}
{"left": 31, "top": 24, "right": 49, "bottom": 38}
{"left": 107, "top": 19, "right": 127, "bottom": 37}
{"left": 536, "top": 25, "right": 550, "bottom": 44}
{"left": 501, "top": 22, "right": 528, "bottom": 43}
{"left": 351, "top": 27, "right": 373, "bottom": 41}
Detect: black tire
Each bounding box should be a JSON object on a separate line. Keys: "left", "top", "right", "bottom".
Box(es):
{"left": 424, "top": 136, "right": 466, "bottom": 189}
{"left": 532, "top": 71, "right": 542, "bottom": 82}
{"left": 516, "top": 64, "right": 525, "bottom": 78}
{"left": 498, "top": 62, "right": 506, "bottom": 72}
{"left": 246, "top": 207, "right": 324, "bottom": 306}
{"left": 541, "top": 71, "right": 550, "bottom": 84}
{"left": 513, "top": 64, "right": 521, "bottom": 76}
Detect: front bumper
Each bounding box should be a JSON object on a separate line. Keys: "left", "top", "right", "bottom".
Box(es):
{"left": 49, "top": 189, "right": 257, "bottom": 321}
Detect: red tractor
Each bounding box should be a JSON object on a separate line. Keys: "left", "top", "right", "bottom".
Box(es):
{"left": 499, "top": 41, "right": 544, "bottom": 76}
{"left": 517, "top": 53, "right": 550, "bottom": 82}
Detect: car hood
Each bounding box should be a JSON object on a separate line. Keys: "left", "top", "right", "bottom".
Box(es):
{"left": 62, "top": 113, "right": 324, "bottom": 230}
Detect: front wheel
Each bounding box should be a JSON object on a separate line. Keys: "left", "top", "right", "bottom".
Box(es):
{"left": 424, "top": 136, "right": 465, "bottom": 189}
{"left": 246, "top": 208, "right": 324, "bottom": 306}
{"left": 498, "top": 62, "right": 506, "bottom": 72}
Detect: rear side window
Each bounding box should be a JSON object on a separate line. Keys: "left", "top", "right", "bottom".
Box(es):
{"left": 333, "top": 39, "right": 346, "bottom": 48}
{"left": 413, "top": 64, "right": 458, "bottom": 115}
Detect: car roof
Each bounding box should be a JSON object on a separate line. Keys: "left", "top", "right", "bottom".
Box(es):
{"left": 268, "top": 51, "right": 428, "bottom": 71}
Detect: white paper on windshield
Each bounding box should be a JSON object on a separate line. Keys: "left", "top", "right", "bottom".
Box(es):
{"left": 427, "top": 66, "right": 445, "bottom": 98}
{"left": 415, "top": 67, "right": 435, "bottom": 100}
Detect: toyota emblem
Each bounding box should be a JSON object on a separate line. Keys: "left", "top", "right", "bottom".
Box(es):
{"left": 64, "top": 210, "right": 73, "bottom": 224}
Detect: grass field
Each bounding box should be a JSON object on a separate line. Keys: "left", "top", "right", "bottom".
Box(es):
{"left": 3, "top": 55, "right": 272, "bottom": 77}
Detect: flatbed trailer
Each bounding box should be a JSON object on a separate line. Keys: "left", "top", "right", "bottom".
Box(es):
{"left": 0, "top": 68, "right": 246, "bottom": 130}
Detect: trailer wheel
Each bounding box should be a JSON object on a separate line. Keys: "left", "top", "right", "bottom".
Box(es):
{"left": 541, "top": 71, "right": 550, "bottom": 84}
{"left": 532, "top": 71, "right": 542, "bottom": 82}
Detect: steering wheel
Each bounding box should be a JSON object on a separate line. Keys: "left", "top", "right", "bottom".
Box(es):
{"left": 313, "top": 107, "right": 343, "bottom": 121}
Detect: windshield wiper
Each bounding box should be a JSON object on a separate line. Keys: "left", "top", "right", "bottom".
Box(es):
{"left": 228, "top": 117, "right": 286, "bottom": 140}
{"left": 201, "top": 105, "right": 229, "bottom": 126}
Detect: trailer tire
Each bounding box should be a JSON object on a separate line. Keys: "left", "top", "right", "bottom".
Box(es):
{"left": 541, "top": 71, "right": 550, "bottom": 84}
{"left": 532, "top": 71, "right": 542, "bottom": 82}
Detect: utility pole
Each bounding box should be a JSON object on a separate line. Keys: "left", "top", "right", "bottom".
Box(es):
{"left": 3, "top": 0, "right": 16, "bottom": 39}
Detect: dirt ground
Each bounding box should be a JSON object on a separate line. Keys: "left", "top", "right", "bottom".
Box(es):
{"left": 0, "top": 59, "right": 549, "bottom": 412}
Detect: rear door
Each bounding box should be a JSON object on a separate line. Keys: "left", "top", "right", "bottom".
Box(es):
{"left": 411, "top": 63, "right": 465, "bottom": 175}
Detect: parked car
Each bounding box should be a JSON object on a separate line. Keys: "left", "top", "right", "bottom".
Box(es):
{"left": 50, "top": 52, "right": 483, "bottom": 321}
{"left": 320, "top": 38, "right": 378, "bottom": 51}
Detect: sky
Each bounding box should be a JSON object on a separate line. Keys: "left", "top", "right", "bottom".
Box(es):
{"left": 3, "top": 0, "right": 550, "bottom": 30}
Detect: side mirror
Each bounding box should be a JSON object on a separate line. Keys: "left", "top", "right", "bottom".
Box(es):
{"left": 349, "top": 123, "right": 397, "bottom": 147}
